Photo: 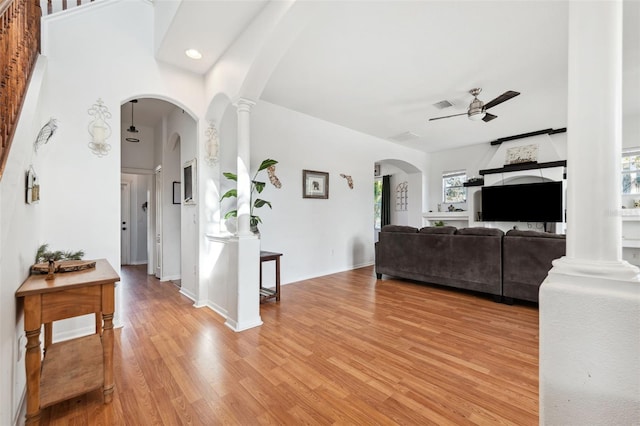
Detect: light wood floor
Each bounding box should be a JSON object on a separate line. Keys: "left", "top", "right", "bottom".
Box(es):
{"left": 40, "top": 265, "right": 539, "bottom": 425}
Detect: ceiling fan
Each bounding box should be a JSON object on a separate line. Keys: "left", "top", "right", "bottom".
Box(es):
{"left": 429, "top": 88, "right": 520, "bottom": 123}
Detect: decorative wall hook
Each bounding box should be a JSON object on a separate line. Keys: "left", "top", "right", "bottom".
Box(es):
{"left": 34, "top": 118, "right": 58, "bottom": 153}
{"left": 87, "top": 98, "right": 112, "bottom": 157}
{"left": 340, "top": 173, "right": 353, "bottom": 189}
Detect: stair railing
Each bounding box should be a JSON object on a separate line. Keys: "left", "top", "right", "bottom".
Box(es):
{"left": 0, "top": 0, "right": 40, "bottom": 181}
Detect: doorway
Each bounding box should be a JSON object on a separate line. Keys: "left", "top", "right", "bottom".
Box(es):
{"left": 121, "top": 182, "right": 131, "bottom": 265}
{"left": 120, "top": 97, "right": 194, "bottom": 289}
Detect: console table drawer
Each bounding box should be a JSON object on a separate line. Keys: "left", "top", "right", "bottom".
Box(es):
{"left": 41, "top": 286, "right": 102, "bottom": 323}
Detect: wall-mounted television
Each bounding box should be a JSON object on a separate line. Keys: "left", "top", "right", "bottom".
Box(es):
{"left": 481, "top": 181, "right": 563, "bottom": 222}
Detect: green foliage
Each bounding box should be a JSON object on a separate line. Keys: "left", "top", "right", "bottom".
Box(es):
{"left": 35, "top": 243, "right": 84, "bottom": 264}
{"left": 220, "top": 159, "right": 279, "bottom": 229}
{"left": 434, "top": 221, "right": 445, "bottom": 227}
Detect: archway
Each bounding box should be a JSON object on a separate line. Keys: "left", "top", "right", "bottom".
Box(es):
{"left": 373, "top": 159, "right": 423, "bottom": 240}
{"left": 120, "top": 96, "right": 198, "bottom": 300}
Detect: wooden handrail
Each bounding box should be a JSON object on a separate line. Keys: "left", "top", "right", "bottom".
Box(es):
{"left": 0, "top": 0, "right": 95, "bottom": 181}
{"left": 46, "top": 0, "right": 93, "bottom": 15}
{"left": 0, "top": 0, "right": 40, "bottom": 181}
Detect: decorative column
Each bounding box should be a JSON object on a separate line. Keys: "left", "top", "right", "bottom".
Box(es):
{"left": 540, "top": 1, "right": 640, "bottom": 424}
{"left": 235, "top": 98, "right": 255, "bottom": 237}
{"left": 225, "top": 98, "right": 262, "bottom": 332}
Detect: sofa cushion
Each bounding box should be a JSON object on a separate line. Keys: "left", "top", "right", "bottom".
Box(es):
{"left": 381, "top": 225, "right": 418, "bottom": 233}
{"left": 418, "top": 226, "right": 457, "bottom": 235}
{"left": 506, "top": 229, "right": 566, "bottom": 239}
{"left": 456, "top": 227, "right": 504, "bottom": 237}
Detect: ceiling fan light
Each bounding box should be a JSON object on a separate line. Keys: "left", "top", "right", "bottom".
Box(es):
{"left": 468, "top": 111, "right": 486, "bottom": 121}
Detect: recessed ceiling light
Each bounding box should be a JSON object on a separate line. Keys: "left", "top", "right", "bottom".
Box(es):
{"left": 185, "top": 49, "right": 202, "bottom": 60}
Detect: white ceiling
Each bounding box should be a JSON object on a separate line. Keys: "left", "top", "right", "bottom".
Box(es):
{"left": 143, "top": 0, "right": 639, "bottom": 153}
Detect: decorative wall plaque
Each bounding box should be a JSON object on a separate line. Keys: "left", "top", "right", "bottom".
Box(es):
{"left": 505, "top": 144, "right": 538, "bottom": 165}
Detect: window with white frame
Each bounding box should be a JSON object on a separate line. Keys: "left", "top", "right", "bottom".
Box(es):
{"left": 622, "top": 150, "right": 640, "bottom": 195}
{"left": 442, "top": 170, "right": 466, "bottom": 203}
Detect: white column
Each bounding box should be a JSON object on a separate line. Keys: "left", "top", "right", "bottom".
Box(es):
{"left": 562, "top": 0, "right": 624, "bottom": 269}
{"left": 235, "top": 98, "right": 255, "bottom": 237}
{"left": 540, "top": 2, "right": 640, "bottom": 424}
{"left": 224, "top": 98, "right": 261, "bottom": 332}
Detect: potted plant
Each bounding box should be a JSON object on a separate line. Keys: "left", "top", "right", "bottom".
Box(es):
{"left": 220, "top": 159, "right": 280, "bottom": 233}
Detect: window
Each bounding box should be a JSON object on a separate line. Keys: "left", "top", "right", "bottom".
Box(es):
{"left": 622, "top": 150, "right": 640, "bottom": 195}
{"left": 442, "top": 170, "right": 466, "bottom": 203}
{"left": 374, "top": 178, "right": 382, "bottom": 229}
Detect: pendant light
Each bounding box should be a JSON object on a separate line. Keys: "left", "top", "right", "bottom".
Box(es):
{"left": 125, "top": 99, "right": 140, "bottom": 143}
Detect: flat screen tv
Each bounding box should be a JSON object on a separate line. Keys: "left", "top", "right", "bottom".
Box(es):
{"left": 481, "top": 181, "right": 563, "bottom": 222}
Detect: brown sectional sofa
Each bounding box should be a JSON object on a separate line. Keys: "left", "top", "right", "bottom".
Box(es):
{"left": 375, "top": 225, "right": 566, "bottom": 303}
{"left": 502, "top": 229, "right": 566, "bottom": 303}
{"left": 375, "top": 225, "right": 505, "bottom": 299}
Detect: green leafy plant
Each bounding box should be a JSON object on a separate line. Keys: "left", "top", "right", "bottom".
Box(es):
{"left": 35, "top": 243, "right": 84, "bottom": 264}
{"left": 433, "top": 221, "right": 445, "bottom": 227}
{"left": 220, "top": 159, "right": 279, "bottom": 231}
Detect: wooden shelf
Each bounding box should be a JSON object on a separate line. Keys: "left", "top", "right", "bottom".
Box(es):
{"left": 479, "top": 160, "right": 567, "bottom": 176}
{"left": 260, "top": 288, "right": 277, "bottom": 298}
{"left": 40, "top": 334, "right": 104, "bottom": 408}
{"left": 424, "top": 211, "right": 468, "bottom": 219}
{"left": 622, "top": 238, "right": 640, "bottom": 248}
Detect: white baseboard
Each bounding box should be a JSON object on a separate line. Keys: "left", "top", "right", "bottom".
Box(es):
{"left": 224, "top": 317, "right": 263, "bottom": 332}
{"left": 205, "top": 301, "right": 228, "bottom": 319}
{"left": 179, "top": 287, "right": 196, "bottom": 302}
{"left": 14, "top": 387, "right": 26, "bottom": 426}
{"left": 161, "top": 274, "right": 181, "bottom": 282}
{"left": 54, "top": 325, "right": 96, "bottom": 343}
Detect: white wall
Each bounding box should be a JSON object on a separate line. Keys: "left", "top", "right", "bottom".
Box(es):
{"left": 427, "top": 133, "right": 568, "bottom": 215}
{"left": 0, "top": 3, "right": 204, "bottom": 422}
{"left": 167, "top": 108, "right": 199, "bottom": 298}
{"left": 0, "top": 57, "right": 48, "bottom": 426}
{"left": 36, "top": 0, "right": 203, "bottom": 331}
{"left": 249, "top": 101, "right": 428, "bottom": 286}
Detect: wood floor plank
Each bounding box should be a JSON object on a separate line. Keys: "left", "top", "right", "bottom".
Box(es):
{"left": 37, "top": 264, "right": 539, "bottom": 425}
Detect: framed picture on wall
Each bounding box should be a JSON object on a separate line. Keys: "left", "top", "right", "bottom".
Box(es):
{"left": 183, "top": 159, "right": 197, "bottom": 205}
{"left": 172, "top": 181, "right": 180, "bottom": 204}
{"left": 302, "top": 169, "right": 329, "bottom": 199}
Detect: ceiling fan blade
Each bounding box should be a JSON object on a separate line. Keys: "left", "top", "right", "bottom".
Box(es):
{"left": 483, "top": 113, "right": 497, "bottom": 122}
{"left": 483, "top": 90, "right": 520, "bottom": 110}
{"left": 428, "top": 112, "right": 468, "bottom": 121}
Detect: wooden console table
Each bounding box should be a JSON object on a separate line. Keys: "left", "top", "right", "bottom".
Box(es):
{"left": 15, "top": 259, "right": 119, "bottom": 425}
{"left": 259, "top": 251, "right": 282, "bottom": 302}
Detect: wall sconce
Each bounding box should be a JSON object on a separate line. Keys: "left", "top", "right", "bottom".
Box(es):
{"left": 88, "top": 98, "right": 112, "bottom": 157}
{"left": 204, "top": 120, "right": 219, "bottom": 165}
{"left": 25, "top": 165, "right": 40, "bottom": 204}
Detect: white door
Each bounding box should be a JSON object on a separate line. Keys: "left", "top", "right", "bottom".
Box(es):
{"left": 121, "top": 182, "right": 131, "bottom": 265}
{"left": 155, "top": 168, "right": 162, "bottom": 279}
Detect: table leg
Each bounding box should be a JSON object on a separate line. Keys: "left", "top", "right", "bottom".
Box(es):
{"left": 24, "top": 295, "right": 42, "bottom": 425}
{"left": 44, "top": 322, "right": 52, "bottom": 353}
{"left": 102, "top": 283, "right": 115, "bottom": 403}
{"left": 275, "top": 257, "right": 281, "bottom": 301}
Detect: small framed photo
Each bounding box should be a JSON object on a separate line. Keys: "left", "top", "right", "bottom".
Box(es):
{"left": 183, "top": 159, "right": 197, "bottom": 205}
{"left": 302, "top": 169, "right": 329, "bottom": 199}
{"left": 172, "top": 181, "right": 180, "bottom": 205}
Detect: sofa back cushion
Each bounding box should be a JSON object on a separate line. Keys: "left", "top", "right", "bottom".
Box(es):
{"left": 506, "top": 229, "right": 566, "bottom": 239}
{"left": 419, "top": 226, "right": 457, "bottom": 235}
{"left": 456, "top": 227, "right": 504, "bottom": 237}
{"left": 381, "top": 225, "right": 418, "bottom": 233}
